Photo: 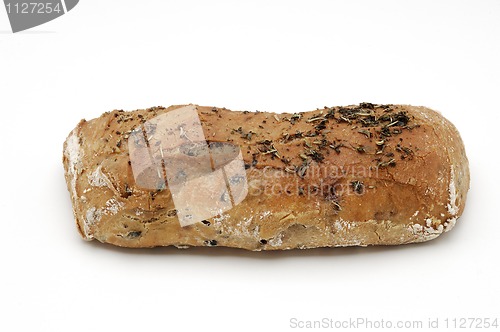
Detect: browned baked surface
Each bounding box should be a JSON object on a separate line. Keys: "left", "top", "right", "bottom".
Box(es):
{"left": 63, "top": 103, "right": 469, "bottom": 250}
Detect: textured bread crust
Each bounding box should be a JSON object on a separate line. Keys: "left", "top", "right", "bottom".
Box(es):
{"left": 63, "top": 104, "right": 469, "bottom": 250}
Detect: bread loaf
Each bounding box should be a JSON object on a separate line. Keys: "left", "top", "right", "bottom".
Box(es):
{"left": 62, "top": 103, "right": 469, "bottom": 250}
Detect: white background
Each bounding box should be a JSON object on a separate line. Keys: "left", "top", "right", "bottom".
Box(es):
{"left": 1, "top": 1, "right": 499, "bottom": 331}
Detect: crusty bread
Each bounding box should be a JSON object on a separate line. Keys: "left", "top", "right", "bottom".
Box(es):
{"left": 63, "top": 103, "right": 469, "bottom": 250}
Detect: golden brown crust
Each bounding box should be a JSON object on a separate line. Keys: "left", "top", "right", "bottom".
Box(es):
{"left": 63, "top": 103, "right": 470, "bottom": 250}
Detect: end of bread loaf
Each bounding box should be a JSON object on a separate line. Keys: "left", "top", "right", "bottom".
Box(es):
{"left": 62, "top": 104, "right": 469, "bottom": 250}
{"left": 63, "top": 121, "right": 90, "bottom": 239}
{"left": 411, "top": 106, "right": 469, "bottom": 236}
